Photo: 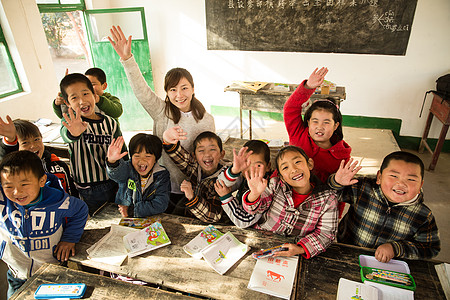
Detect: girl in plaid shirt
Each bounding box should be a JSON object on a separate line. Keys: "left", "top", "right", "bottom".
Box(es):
{"left": 217, "top": 146, "right": 339, "bottom": 259}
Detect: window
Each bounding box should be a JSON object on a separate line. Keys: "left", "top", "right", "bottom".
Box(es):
{"left": 0, "top": 24, "right": 22, "bottom": 98}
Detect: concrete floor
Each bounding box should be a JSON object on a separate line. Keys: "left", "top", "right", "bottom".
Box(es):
{"left": 1, "top": 120, "right": 449, "bottom": 300}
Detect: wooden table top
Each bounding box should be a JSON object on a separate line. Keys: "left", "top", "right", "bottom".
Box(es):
{"left": 10, "top": 263, "right": 196, "bottom": 300}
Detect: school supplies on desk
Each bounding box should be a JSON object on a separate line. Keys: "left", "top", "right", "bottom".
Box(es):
{"left": 252, "top": 245, "right": 288, "bottom": 259}
{"left": 34, "top": 283, "right": 86, "bottom": 299}
{"left": 183, "top": 225, "right": 224, "bottom": 259}
{"left": 200, "top": 231, "right": 249, "bottom": 275}
{"left": 119, "top": 216, "right": 161, "bottom": 229}
{"left": 247, "top": 255, "right": 298, "bottom": 299}
{"left": 123, "top": 221, "right": 171, "bottom": 257}
{"left": 337, "top": 278, "right": 379, "bottom": 300}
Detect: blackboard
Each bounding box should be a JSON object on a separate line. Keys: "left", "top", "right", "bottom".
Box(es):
{"left": 205, "top": 0, "right": 418, "bottom": 55}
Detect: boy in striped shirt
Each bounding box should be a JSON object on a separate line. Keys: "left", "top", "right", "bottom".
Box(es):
{"left": 59, "top": 73, "right": 128, "bottom": 215}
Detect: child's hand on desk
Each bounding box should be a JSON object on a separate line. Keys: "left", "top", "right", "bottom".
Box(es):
{"left": 163, "top": 126, "right": 187, "bottom": 144}
{"left": 245, "top": 165, "right": 267, "bottom": 202}
{"left": 0, "top": 115, "right": 17, "bottom": 142}
{"left": 375, "top": 243, "right": 395, "bottom": 263}
{"left": 305, "top": 67, "right": 328, "bottom": 89}
{"left": 180, "top": 180, "right": 194, "bottom": 200}
{"left": 62, "top": 108, "right": 88, "bottom": 137}
{"left": 231, "top": 147, "right": 252, "bottom": 174}
{"left": 118, "top": 205, "right": 129, "bottom": 217}
{"left": 107, "top": 136, "right": 128, "bottom": 163}
{"left": 334, "top": 158, "right": 362, "bottom": 186}
{"left": 214, "top": 179, "right": 232, "bottom": 197}
{"left": 272, "top": 243, "right": 305, "bottom": 257}
{"left": 54, "top": 241, "right": 76, "bottom": 262}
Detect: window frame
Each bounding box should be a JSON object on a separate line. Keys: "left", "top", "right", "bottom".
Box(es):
{"left": 0, "top": 24, "right": 23, "bottom": 99}
{"left": 36, "top": 0, "right": 85, "bottom": 12}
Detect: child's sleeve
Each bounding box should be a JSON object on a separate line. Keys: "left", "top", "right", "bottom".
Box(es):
{"left": 220, "top": 193, "right": 261, "bottom": 228}
{"left": 283, "top": 80, "right": 316, "bottom": 140}
{"left": 163, "top": 142, "right": 198, "bottom": 178}
{"left": 52, "top": 100, "right": 64, "bottom": 119}
{"left": 390, "top": 211, "right": 440, "bottom": 260}
{"left": 185, "top": 178, "right": 223, "bottom": 223}
{"left": 106, "top": 159, "right": 130, "bottom": 183}
{"left": 97, "top": 94, "right": 123, "bottom": 119}
{"left": 120, "top": 55, "right": 165, "bottom": 119}
{"left": 218, "top": 166, "right": 241, "bottom": 188}
{"left": 296, "top": 191, "right": 339, "bottom": 259}
{"left": 60, "top": 196, "right": 89, "bottom": 243}
{"left": 59, "top": 118, "right": 82, "bottom": 143}
{"left": 327, "top": 174, "right": 364, "bottom": 204}
{"left": 132, "top": 169, "right": 170, "bottom": 217}
{"left": 0, "top": 138, "right": 18, "bottom": 160}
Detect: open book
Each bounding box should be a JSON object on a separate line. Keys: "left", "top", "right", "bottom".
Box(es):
{"left": 200, "top": 231, "right": 249, "bottom": 275}
{"left": 119, "top": 216, "right": 161, "bottom": 229}
{"left": 183, "top": 225, "right": 224, "bottom": 259}
{"left": 247, "top": 255, "right": 298, "bottom": 299}
{"left": 123, "top": 222, "right": 171, "bottom": 258}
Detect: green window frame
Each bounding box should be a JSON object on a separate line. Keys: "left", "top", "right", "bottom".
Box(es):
{"left": 0, "top": 24, "right": 23, "bottom": 99}
{"left": 36, "top": 0, "right": 85, "bottom": 12}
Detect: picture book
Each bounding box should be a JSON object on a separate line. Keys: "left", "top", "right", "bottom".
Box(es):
{"left": 200, "top": 231, "right": 249, "bottom": 275}
{"left": 337, "top": 278, "right": 379, "bottom": 300}
{"left": 123, "top": 222, "right": 171, "bottom": 258}
{"left": 86, "top": 224, "right": 138, "bottom": 266}
{"left": 119, "top": 216, "right": 161, "bottom": 229}
{"left": 183, "top": 225, "right": 224, "bottom": 259}
{"left": 247, "top": 255, "right": 298, "bottom": 299}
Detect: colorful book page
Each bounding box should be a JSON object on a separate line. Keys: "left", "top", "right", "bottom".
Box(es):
{"left": 183, "top": 225, "right": 224, "bottom": 259}
{"left": 123, "top": 222, "right": 171, "bottom": 258}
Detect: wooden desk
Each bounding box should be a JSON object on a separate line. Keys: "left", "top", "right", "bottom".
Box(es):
{"left": 224, "top": 82, "right": 346, "bottom": 139}
{"left": 71, "top": 204, "right": 296, "bottom": 300}
{"left": 419, "top": 92, "right": 450, "bottom": 170}
{"left": 10, "top": 263, "right": 195, "bottom": 300}
{"left": 295, "top": 243, "right": 446, "bottom": 299}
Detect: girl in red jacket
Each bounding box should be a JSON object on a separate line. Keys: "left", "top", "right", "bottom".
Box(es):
{"left": 283, "top": 67, "right": 351, "bottom": 184}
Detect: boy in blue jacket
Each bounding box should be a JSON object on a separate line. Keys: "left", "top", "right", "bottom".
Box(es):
{"left": 106, "top": 134, "right": 170, "bottom": 217}
{"left": 0, "top": 150, "right": 89, "bottom": 298}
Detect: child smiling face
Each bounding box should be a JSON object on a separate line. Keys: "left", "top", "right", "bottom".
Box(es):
{"left": 307, "top": 109, "right": 339, "bottom": 149}
{"left": 376, "top": 159, "right": 423, "bottom": 203}
{"left": 1, "top": 170, "right": 46, "bottom": 207}
{"left": 194, "top": 138, "right": 225, "bottom": 177}
{"left": 65, "top": 81, "right": 99, "bottom": 119}
{"left": 132, "top": 149, "right": 156, "bottom": 178}
{"left": 277, "top": 150, "right": 314, "bottom": 194}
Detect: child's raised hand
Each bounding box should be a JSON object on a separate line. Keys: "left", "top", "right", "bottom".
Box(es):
{"left": 306, "top": 67, "right": 328, "bottom": 89}
{"left": 214, "top": 179, "right": 232, "bottom": 197}
{"left": 107, "top": 136, "right": 128, "bottom": 163}
{"left": 334, "top": 158, "right": 362, "bottom": 186}
{"left": 0, "top": 115, "right": 17, "bottom": 142}
{"left": 62, "top": 107, "right": 88, "bottom": 137}
{"left": 272, "top": 243, "right": 305, "bottom": 257}
{"left": 108, "top": 25, "right": 132, "bottom": 61}
{"left": 375, "top": 243, "right": 395, "bottom": 263}
{"left": 231, "top": 147, "right": 252, "bottom": 174}
{"left": 163, "top": 126, "right": 187, "bottom": 144}
{"left": 245, "top": 165, "right": 268, "bottom": 202}
{"left": 180, "top": 180, "right": 194, "bottom": 200}
{"left": 54, "top": 241, "right": 76, "bottom": 262}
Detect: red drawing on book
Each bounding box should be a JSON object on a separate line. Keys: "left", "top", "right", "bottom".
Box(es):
{"left": 266, "top": 270, "right": 285, "bottom": 282}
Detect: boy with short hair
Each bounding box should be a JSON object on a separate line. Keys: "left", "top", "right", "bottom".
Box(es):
{"left": 162, "top": 126, "right": 229, "bottom": 223}
{"left": 60, "top": 73, "right": 127, "bottom": 215}
{"left": 53, "top": 67, "right": 123, "bottom": 121}
{"left": 0, "top": 117, "right": 78, "bottom": 196}
{"left": 329, "top": 151, "right": 440, "bottom": 262}
{"left": 0, "top": 151, "right": 88, "bottom": 298}
{"left": 214, "top": 140, "right": 272, "bottom": 228}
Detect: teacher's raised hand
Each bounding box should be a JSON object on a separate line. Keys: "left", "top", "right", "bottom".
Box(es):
{"left": 108, "top": 25, "right": 132, "bottom": 61}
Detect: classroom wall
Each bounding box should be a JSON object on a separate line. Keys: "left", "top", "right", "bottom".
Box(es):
{"left": 0, "top": 0, "right": 448, "bottom": 141}
{"left": 87, "top": 0, "right": 450, "bottom": 140}
{"left": 0, "top": 0, "right": 59, "bottom": 121}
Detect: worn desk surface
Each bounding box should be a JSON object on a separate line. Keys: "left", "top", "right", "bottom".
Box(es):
{"left": 10, "top": 263, "right": 195, "bottom": 300}
{"left": 71, "top": 204, "right": 296, "bottom": 300}
{"left": 295, "top": 243, "right": 446, "bottom": 299}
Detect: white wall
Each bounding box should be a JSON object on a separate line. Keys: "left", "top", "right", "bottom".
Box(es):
{"left": 2, "top": 0, "right": 449, "bottom": 139}
{"left": 0, "top": 0, "right": 59, "bottom": 121}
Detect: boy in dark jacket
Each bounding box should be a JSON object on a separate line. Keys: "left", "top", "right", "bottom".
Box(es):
{"left": 0, "top": 117, "right": 78, "bottom": 196}
{"left": 107, "top": 134, "right": 170, "bottom": 217}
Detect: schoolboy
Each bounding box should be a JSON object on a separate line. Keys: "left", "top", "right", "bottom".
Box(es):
{"left": 59, "top": 73, "right": 127, "bottom": 215}
{"left": 106, "top": 134, "right": 170, "bottom": 218}
{"left": 162, "top": 126, "right": 229, "bottom": 223}
{"left": 53, "top": 67, "right": 123, "bottom": 121}
{"left": 329, "top": 151, "right": 440, "bottom": 262}
{"left": 0, "top": 117, "right": 78, "bottom": 196}
{"left": 214, "top": 140, "right": 272, "bottom": 228}
{"left": 0, "top": 151, "right": 88, "bottom": 298}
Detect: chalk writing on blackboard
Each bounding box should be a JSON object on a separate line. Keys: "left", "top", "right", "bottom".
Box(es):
{"left": 206, "top": 0, "right": 418, "bottom": 55}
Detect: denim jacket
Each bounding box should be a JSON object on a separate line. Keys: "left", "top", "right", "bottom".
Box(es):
{"left": 107, "top": 159, "right": 170, "bottom": 217}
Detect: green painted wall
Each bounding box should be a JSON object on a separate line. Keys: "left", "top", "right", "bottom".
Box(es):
{"left": 211, "top": 105, "right": 450, "bottom": 152}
